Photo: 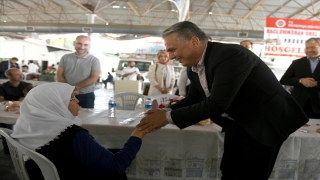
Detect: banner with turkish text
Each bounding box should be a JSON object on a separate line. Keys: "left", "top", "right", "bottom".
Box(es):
{"left": 264, "top": 17, "right": 320, "bottom": 57}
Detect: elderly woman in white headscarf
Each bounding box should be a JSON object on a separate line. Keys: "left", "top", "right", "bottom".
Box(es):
{"left": 11, "top": 82, "right": 147, "bottom": 180}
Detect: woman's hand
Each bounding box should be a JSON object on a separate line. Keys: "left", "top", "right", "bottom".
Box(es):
{"left": 161, "top": 88, "right": 167, "bottom": 94}
{"left": 165, "top": 88, "right": 171, "bottom": 93}
{"left": 131, "top": 128, "right": 148, "bottom": 139}
{"left": 156, "top": 85, "right": 166, "bottom": 94}
{"left": 165, "top": 85, "right": 173, "bottom": 93}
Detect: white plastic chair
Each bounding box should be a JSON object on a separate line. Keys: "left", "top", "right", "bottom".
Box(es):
{"left": 0, "top": 128, "right": 60, "bottom": 180}
{"left": 149, "top": 94, "right": 178, "bottom": 107}
{"left": 114, "top": 92, "right": 145, "bottom": 111}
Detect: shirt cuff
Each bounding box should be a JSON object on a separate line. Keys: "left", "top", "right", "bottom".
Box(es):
{"left": 166, "top": 111, "right": 175, "bottom": 124}
{"left": 158, "top": 108, "right": 175, "bottom": 124}
{"left": 161, "top": 108, "right": 172, "bottom": 112}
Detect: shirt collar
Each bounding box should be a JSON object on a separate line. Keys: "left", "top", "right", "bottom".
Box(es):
{"left": 192, "top": 44, "right": 207, "bottom": 73}
{"left": 307, "top": 56, "right": 320, "bottom": 63}
{"left": 5, "top": 81, "right": 22, "bottom": 87}
{"left": 73, "top": 52, "right": 89, "bottom": 59}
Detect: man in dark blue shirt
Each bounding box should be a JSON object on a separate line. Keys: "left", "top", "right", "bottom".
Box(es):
{"left": 0, "top": 57, "right": 20, "bottom": 79}
{"left": 102, "top": 72, "right": 114, "bottom": 89}
{"left": 0, "top": 68, "right": 31, "bottom": 101}
{"left": 0, "top": 68, "right": 31, "bottom": 154}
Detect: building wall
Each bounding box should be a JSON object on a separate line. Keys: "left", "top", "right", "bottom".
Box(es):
{"left": 0, "top": 38, "right": 71, "bottom": 68}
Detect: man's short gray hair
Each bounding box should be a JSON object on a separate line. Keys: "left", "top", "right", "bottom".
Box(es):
{"left": 162, "top": 21, "right": 208, "bottom": 43}
{"left": 5, "top": 68, "right": 13, "bottom": 76}
{"left": 306, "top": 37, "right": 320, "bottom": 45}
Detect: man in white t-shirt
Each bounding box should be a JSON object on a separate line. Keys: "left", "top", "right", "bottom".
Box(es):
{"left": 121, "top": 61, "right": 142, "bottom": 81}
{"left": 28, "top": 60, "right": 39, "bottom": 73}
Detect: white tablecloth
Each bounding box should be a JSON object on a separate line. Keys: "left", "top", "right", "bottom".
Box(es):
{"left": 1, "top": 107, "right": 320, "bottom": 180}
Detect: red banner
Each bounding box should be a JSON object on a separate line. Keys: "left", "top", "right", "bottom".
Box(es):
{"left": 264, "top": 17, "right": 320, "bottom": 57}
{"left": 266, "top": 17, "right": 320, "bottom": 30}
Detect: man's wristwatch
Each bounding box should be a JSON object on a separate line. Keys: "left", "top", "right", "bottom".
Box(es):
{"left": 299, "top": 78, "right": 302, "bottom": 83}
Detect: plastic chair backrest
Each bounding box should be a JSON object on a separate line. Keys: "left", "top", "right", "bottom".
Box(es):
{"left": 114, "top": 92, "right": 145, "bottom": 111}
{"left": 149, "top": 94, "right": 178, "bottom": 107}
{"left": 0, "top": 128, "right": 60, "bottom": 180}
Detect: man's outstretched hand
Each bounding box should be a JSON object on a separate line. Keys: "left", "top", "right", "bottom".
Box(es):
{"left": 136, "top": 109, "right": 169, "bottom": 132}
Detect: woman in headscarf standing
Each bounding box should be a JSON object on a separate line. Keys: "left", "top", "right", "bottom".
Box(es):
{"left": 147, "top": 50, "right": 175, "bottom": 96}
{"left": 11, "top": 82, "right": 148, "bottom": 180}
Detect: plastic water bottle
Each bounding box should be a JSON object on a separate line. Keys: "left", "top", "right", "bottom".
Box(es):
{"left": 108, "top": 97, "right": 116, "bottom": 117}
{"left": 145, "top": 98, "right": 152, "bottom": 112}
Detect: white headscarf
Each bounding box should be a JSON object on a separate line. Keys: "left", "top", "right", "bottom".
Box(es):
{"left": 11, "top": 82, "right": 82, "bottom": 150}
{"left": 158, "top": 63, "right": 172, "bottom": 88}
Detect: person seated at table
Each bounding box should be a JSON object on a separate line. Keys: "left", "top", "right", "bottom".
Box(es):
{"left": 10, "top": 82, "right": 148, "bottom": 180}
{"left": 21, "top": 65, "right": 29, "bottom": 80}
{"left": 21, "top": 65, "right": 29, "bottom": 73}
{"left": 0, "top": 68, "right": 32, "bottom": 102}
{"left": 47, "top": 64, "right": 56, "bottom": 70}
{"left": 102, "top": 72, "right": 113, "bottom": 88}
{"left": 0, "top": 68, "right": 32, "bottom": 154}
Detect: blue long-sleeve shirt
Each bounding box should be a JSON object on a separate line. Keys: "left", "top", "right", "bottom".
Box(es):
{"left": 73, "top": 131, "right": 142, "bottom": 177}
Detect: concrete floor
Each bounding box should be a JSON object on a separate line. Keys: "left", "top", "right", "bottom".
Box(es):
{"left": 0, "top": 137, "right": 18, "bottom": 180}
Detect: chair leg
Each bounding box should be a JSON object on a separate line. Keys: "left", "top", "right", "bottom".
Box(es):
{"left": 0, "top": 124, "right": 12, "bottom": 154}
{"left": 1, "top": 136, "right": 10, "bottom": 154}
